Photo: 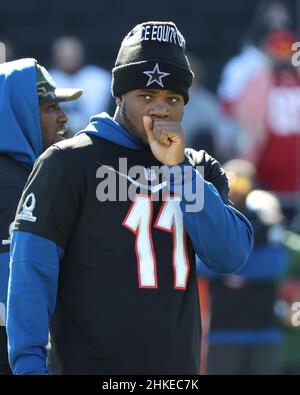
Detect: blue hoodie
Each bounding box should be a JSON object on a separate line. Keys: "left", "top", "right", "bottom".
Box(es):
{"left": 0, "top": 58, "right": 43, "bottom": 167}
{"left": 7, "top": 113, "right": 254, "bottom": 374}
{"left": 0, "top": 58, "right": 42, "bottom": 312}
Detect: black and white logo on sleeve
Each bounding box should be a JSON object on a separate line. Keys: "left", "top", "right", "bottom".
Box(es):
{"left": 143, "top": 63, "right": 170, "bottom": 87}
{"left": 16, "top": 193, "right": 37, "bottom": 223}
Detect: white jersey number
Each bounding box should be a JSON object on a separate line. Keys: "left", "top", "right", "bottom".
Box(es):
{"left": 123, "top": 195, "right": 190, "bottom": 290}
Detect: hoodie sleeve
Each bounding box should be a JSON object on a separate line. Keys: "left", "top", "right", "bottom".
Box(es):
{"left": 0, "top": 205, "right": 15, "bottom": 370}
{"left": 0, "top": 158, "right": 30, "bottom": 309}
{"left": 6, "top": 146, "right": 84, "bottom": 375}
{"left": 7, "top": 232, "right": 63, "bottom": 375}
{"left": 0, "top": 207, "right": 15, "bottom": 310}
{"left": 163, "top": 164, "right": 253, "bottom": 273}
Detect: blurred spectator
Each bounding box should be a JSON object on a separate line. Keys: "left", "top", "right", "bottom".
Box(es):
{"left": 254, "top": 30, "right": 300, "bottom": 222}
{"left": 218, "top": 0, "right": 292, "bottom": 113}
{"left": 222, "top": 159, "right": 256, "bottom": 209}
{"left": 198, "top": 160, "right": 289, "bottom": 374}
{"left": 216, "top": 0, "right": 292, "bottom": 161}
{"left": 183, "top": 53, "right": 220, "bottom": 157}
{"left": 247, "top": 0, "right": 292, "bottom": 44}
{"left": 217, "top": 1, "right": 299, "bottom": 225}
{"left": 50, "top": 36, "right": 112, "bottom": 134}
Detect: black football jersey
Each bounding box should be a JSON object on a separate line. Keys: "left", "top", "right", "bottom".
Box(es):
{"left": 14, "top": 134, "right": 201, "bottom": 374}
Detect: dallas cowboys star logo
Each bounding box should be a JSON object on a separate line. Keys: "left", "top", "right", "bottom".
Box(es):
{"left": 143, "top": 63, "right": 170, "bottom": 88}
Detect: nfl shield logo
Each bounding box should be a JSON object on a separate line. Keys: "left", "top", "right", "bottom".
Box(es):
{"left": 144, "top": 168, "right": 156, "bottom": 182}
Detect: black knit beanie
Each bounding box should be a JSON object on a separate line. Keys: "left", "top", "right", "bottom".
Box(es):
{"left": 112, "top": 21, "right": 194, "bottom": 103}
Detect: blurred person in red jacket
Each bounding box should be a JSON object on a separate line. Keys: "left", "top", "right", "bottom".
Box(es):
{"left": 218, "top": 28, "right": 300, "bottom": 225}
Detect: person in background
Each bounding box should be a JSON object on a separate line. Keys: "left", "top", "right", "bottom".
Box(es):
{"left": 183, "top": 53, "right": 220, "bottom": 157}
{"left": 50, "top": 36, "right": 112, "bottom": 135}
{"left": 0, "top": 58, "right": 82, "bottom": 374}
{"left": 217, "top": 0, "right": 293, "bottom": 163}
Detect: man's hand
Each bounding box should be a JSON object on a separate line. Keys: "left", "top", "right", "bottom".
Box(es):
{"left": 143, "top": 116, "right": 185, "bottom": 165}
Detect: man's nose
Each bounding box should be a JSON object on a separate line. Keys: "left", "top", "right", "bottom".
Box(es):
{"left": 58, "top": 106, "right": 68, "bottom": 123}
{"left": 148, "top": 102, "right": 170, "bottom": 119}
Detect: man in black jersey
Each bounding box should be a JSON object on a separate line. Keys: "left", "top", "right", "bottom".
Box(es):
{"left": 0, "top": 58, "right": 82, "bottom": 375}
{"left": 7, "top": 22, "right": 253, "bottom": 375}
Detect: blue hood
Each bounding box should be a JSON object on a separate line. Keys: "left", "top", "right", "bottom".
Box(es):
{"left": 77, "top": 112, "right": 141, "bottom": 149}
{"left": 0, "top": 58, "right": 43, "bottom": 168}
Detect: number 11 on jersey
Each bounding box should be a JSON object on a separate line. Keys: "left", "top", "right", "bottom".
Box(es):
{"left": 123, "top": 195, "right": 190, "bottom": 290}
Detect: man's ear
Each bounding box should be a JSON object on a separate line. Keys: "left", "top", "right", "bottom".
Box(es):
{"left": 115, "top": 96, "right": 122, "bottom": 106}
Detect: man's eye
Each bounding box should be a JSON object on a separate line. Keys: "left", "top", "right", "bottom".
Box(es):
{"left": 140, "top": 95, "right": 151, "bottom": 100}
{"left": 47, "top": 104, "right": 57, "bottom": 110}
{"left": 169, "top": 97, "right": 179, "bottom": 103}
